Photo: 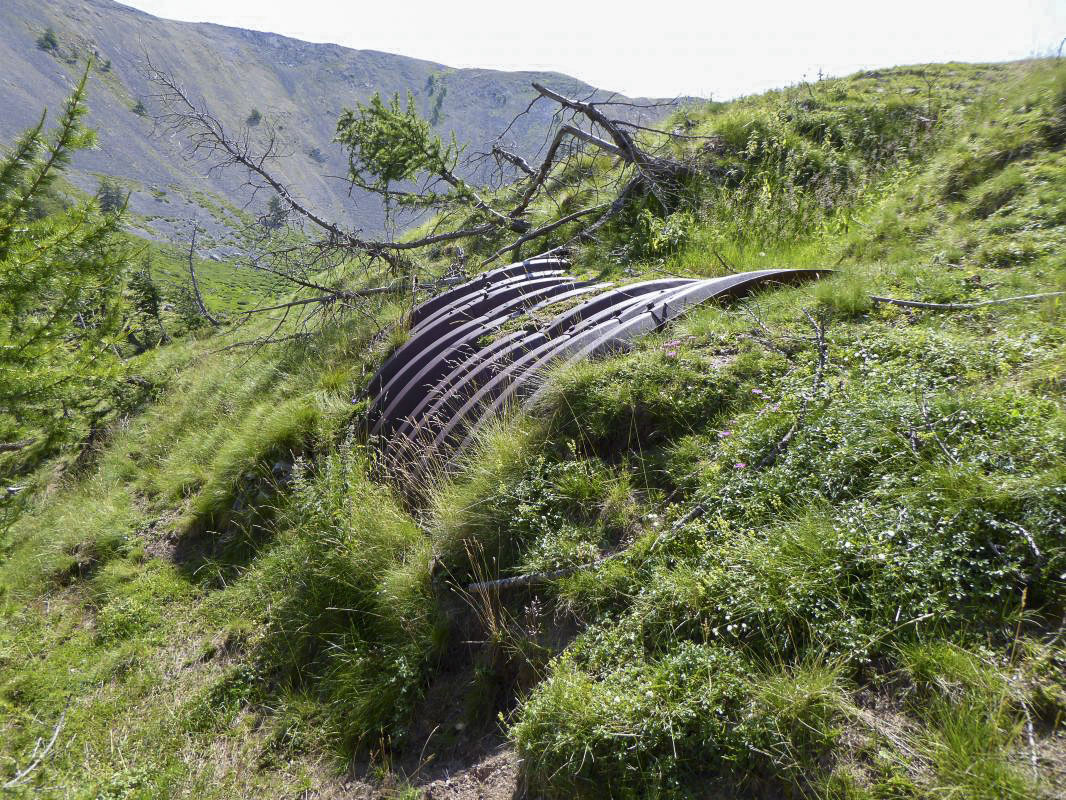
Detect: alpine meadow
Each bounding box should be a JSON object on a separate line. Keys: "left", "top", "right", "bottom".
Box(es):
{"left": 0, "top": 1, "right": 1064, "bottom": 798}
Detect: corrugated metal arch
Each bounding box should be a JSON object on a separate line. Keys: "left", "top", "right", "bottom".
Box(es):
{"left": 363, "top": 261, "right": 828, "bottom": 463}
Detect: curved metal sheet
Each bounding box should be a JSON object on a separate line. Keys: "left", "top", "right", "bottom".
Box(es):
{"left": 369, "top": 276, "right": 576, "bottom": 426}
{"left": 458, "top": 268, "right": 828, "bottom": 453}
{"left": 398, "top": 278, "right": 694, "bottom": 447}
{"left": 409, "top": 267, "right": 566, "bottom": 338}
{"left": 557, "top": 269, "right": 828, "bottom": 372}
{"left": 402, "top": 279, "right": 695, "bottom": 448}
{"left": 408, "top": 257, "right": 569, "bottom": 329}
{"left": 366, "top": 271, "right": 570, "bottom": 405}
{"left": 392, "top": 283, "right": 606, "bottom": 441}
{"left": 371, "top": 280, "right": 597, "bottom": 437}
{"left": 370, "top": 265, "right": 828, "bottom": 465}
{"left": 431, "top": 283, "right": 694, "bottom": 452}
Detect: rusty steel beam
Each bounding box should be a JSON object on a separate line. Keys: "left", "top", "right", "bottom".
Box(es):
{"left": 453, "top": 269, "right": 828, "bottom": 454}
{"left": 399, "top": 277, "right": 697, "bottom": 448}
{"left": 429, "top": 281, "right": 696, "bottom": 452}
{"left": 392, "top": 283, "right": 606, "bottom": 441}
{"left": 369, "top": 274, "right": 575, "bottom": 430}
{"left": 517, "top": 268, "right": 829, "bottom": 415}
{"left": 401, "top": 279, "right": 695, "bottom": 449}
{"left": 408, "top": 267, "right": 566, "bottom": 337}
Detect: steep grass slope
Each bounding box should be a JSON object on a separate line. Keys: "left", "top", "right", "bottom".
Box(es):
{"left": 1, "top": 60, "right": 1064, "bottom": 798}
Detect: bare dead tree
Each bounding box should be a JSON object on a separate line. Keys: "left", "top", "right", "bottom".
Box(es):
{"left": 145, "top": 58, "right": 714, "bottom": 335}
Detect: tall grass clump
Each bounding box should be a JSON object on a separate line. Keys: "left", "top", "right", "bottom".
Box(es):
{"left": 235, "top": 441, "right": 442, "bottom": 751}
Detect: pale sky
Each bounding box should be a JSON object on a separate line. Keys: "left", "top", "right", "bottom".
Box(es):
{"left": 120, "top": 0, "right": 1066, "bottom": 98}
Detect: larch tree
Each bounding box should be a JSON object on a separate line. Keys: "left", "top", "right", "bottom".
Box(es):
{"left": 0, "top": 65, "right": 130, "bottom": 457}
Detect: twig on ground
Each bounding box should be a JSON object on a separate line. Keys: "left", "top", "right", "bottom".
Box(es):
{"left": 712, "top": 249, "right": 734, "bottom": 271}
{"left": 757, "top": 308, "right": 829, "bottom": 469}
{"left": 1022, "top": 702, "right": 1039, "bottom": 778}
{"left": 869, "top": 291, "right": 1064, "bottom": 310}
{"left": 1007, "top": 521, "right": 1043, "bottom": 565}
{"left": 918, "top": 389, "right": 958, "bottom": 465}
{"left": 0, "top": 439, "right": 36, "bottom": 454}
{"left": 466, "top": 491, "right": 696, "bottom": 592}
{"left": 186, "top": 228, "right": 220, "bottom": 327}
{"left": 3, "top": 709, "right": 66, "bottom": 789}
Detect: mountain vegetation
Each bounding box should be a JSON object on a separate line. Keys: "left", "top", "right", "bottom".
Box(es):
{"left": 0, "top": 24, "right": 1063, "bottom": 800}
{"left": 0, "top": 66, "right": 132, "bottom": 470}
{"left": 1, "top": 0, "right": 676, "bottom": 243}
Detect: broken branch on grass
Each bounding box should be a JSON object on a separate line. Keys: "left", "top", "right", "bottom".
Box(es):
{"left": 756, "top": 308, "right": 829, "bottom": 469}
{"left": 491, "top": 144, "right": 535, "bottom": 177}
{"left": 869, "top": 291, "right": 1064, "bottom": 310}
{"left": 0, "top": 438, "right": 36, "bottom": 454}
{"left": 2, "top": 709, "right": 66, "bottom": 789}
{"left": 1007, "top": 521, "right": 1043, "bottom": 565}
{"left": 148, "top": 60, "right": 704, "bottom": 326}
{"left": 918, "top": 389, "right": 958, "bottom": 465}
{"left": 481, "top": 203, "right": 608, "bottom": 264}
{"left": 212, "top": 332, "right": 313, "bottom": 352}
{"left": 467, "top": 494, "right": 702, "bottom": 593}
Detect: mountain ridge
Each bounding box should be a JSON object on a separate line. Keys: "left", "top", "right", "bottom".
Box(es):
{"left": 1, "top": 0, "right": 683, "bottom": 243}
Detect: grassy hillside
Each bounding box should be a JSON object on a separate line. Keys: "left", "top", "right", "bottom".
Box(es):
{"left": 1, "top": 59, "right": 1064, "bottom": 799}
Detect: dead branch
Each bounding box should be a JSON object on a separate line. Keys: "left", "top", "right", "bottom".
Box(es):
{"left": 491, "top": 144, "right": 535, "bottom": 177}
{"left": 757, "top": 308, "right": 829, "bottom": 469}
{"left": 481, "top": 203, "right": 608, "bottom": 264}
{"left": 212, "top": 332, "right": 313, "bottom": 353}
{"left": 232, "top": 275, "right": 466, "bottom": 317}
{"left": 532, "top": 82, "right": 644, "bottom": 165}
{"left": 918, "top": 388, "right": 958, "bottom": 465}
{"left": 0, "top": 438, "right": 36, "bottom": 454}
{"left": 146, "top": 59, "right": 494, "bottom": 264}
{"left": 524, "top": 175, "right": 644, "bottom": 264}
{"left": 146, "top": 60, "right": 705, "bottom": 327}
{"left": 869, "top": 291, "right": 1064, "bottom": 310}
{"left": 611, "top": 119, "right": 722, "bottom": 141}
{"left": 467, "top": 563, "right": 592, "bottom": 593}
{"left": 467, "top": 491, "right": 699, "bottom": 592}
{"left": 1008, "top": 521, "right": 1043, "bottom": 565}
{"left": 3, "top": 709, "right": 66, "bottom": 789}
{"left": 186, "top": 228, "right": 220, "bottom": 326}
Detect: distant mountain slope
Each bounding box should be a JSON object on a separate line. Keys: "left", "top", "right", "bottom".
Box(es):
{"left": 0, "top": 0, "right": 680, "bottom": 242}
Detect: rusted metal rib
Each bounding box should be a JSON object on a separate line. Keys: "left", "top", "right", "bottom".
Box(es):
{"left": 518, "top": 268, "right": 827, "bottom": 414}
{"left": 371, "top": 280, "right": 597, "bottom": 437}
{"left": 408, "top": 267, "right": 566, "bottom": 337}
{"left": 392, "top": 283, "right": 606, "bottom": 441}
{"left": 366, "top": 271, "right": 571, "bottom": 412}
{"left": 400, "top": 277, "right": 696, "bottom": 449}
{"left": 454, "top": 269, "right": 827, "bottom": 454}
{"left": 430, "top": 282, "right": 695, "bottom": 452}
{"left": 369, "top": 274, "right": 576, "bottom": 432}
{"left": 408, "top": 256, "right": 569, "bottom": 328}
